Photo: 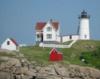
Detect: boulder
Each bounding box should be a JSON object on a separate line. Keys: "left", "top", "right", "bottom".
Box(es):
{"left": 0, "top": 71, "right": 13, "bottom": 79}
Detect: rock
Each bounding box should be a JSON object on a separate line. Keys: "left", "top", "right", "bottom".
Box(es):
{"left": 7, "top": 58, "right": 21, "bottom": 67}
{"left": 0, "top": 55, "right": 100, "bottom": 79}
{"left": 36, "top": 63, "right": 100, "bottom": 79}
{"left": 0, "top": 71, "right": 13, "bottom": 79}
{"left": 53, "top": 63, "right": 69, "bottom": 77}
{"left": 69, "top": 65, "right": 100, "bottom": 79}
{"left": 0, "top": 57, "right": 9, "bottom": 61}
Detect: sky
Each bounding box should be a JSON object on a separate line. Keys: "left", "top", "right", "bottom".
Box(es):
{"left": 0, "top": 0, "right": 100, "bottom": 45}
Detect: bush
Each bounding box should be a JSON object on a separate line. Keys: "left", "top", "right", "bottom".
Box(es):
{"left": 80, "top": 47, "right": 100, "bottom": 69}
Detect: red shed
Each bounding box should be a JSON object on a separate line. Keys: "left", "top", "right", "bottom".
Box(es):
{"left": 49, "top": 48, "right": 63, "bottom": 61}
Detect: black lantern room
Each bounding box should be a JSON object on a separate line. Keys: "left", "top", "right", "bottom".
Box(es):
{"left": 79, "top": 10, "right": 90, "bottom": 19}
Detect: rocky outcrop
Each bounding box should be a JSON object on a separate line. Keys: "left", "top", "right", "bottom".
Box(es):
{"left": 0, "top": 56, "right": 100, "bottom": 79}
{"left": 0, "top": 57, "right": 37, "bottom": 79}
{"left": 36, "top": 63, "right": 100, "bottom": 79}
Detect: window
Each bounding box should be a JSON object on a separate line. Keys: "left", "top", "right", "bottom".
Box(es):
{"left": 37, "top": 34, "right": 40, "bottom": 38}
{"left": 7, "top": 41, "right": 10, "bottom": 45}
{"left": 47, "top": 27, "right": 52, "bottom": 31}
{"left": 47, "top": 34, "right": 52, "bottom": 39}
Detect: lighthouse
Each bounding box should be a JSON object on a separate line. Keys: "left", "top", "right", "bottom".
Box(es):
{"left": 79, "top": 10, "right": 90, "bottom": 40}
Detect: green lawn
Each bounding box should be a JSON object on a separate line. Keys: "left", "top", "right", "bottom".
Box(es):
{"left": 62, "top": 40, "right": 73, "bottom": 45}
{"left": 0, "top": 51, "right": 16, "bottom": 57}
{"left": 20, "top": 40, "right": 100, "bottom": 69}
{"left": 20, "top": 46, "right": 51, "bottom": 64}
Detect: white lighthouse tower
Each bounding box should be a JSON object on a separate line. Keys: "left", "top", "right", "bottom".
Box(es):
{"left": 79, "top": 10, "right": 90, "bottom": 40}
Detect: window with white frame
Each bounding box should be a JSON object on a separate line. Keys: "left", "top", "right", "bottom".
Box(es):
{"left": 37, "top": 34, "right": 41, "bottom": 39}
{"left": 47, "top": 27, "right": 52, "bottom": 31}
{"left": 47, "top": 34, "right": 52, "bottom": 39}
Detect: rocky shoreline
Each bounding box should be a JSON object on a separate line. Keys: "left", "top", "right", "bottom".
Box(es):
{"left": 0, "top": 56, "right": 100, "bottom": 79}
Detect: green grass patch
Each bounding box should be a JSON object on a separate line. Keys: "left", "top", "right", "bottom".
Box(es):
{"left": 80, "top": 47, "right": 100, "bottom": 69}
{"left": 19, "top": 40, "right": 100, "bottom": 69}
{"left": 20, "top": 46, "right": 51, "bottom": 64}
{"left": 62, "top": 40, "right": 73, "bottom": 45}
{"left": 0, "top": 52, "right": 16, "bottom": 57}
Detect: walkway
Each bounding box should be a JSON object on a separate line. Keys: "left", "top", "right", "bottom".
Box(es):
{"left": 39, "top": 40, "right": 77, "bottom": 48}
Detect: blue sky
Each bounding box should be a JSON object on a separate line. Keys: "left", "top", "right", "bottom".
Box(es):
{"left": 0, "top": 0, "right": 100, "bottom": 44}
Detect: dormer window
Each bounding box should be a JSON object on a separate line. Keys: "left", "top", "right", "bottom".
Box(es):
{"left": 47, "top": 27, "right": 52, "bottom": 31}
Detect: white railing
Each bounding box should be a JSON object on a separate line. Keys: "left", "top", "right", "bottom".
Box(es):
{"left": 39, "top": 40, "right": 77, "bottom": 48}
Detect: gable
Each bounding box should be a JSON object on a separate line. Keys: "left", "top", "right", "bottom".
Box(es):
{"left": 50, "top": 48, "right": 58, "bottom": 54}
{"left": 10, "top": 38, "right": 18, "bottom": 46}
{"left": 2, "top": 38, "right": 18, "bottom": 46}
{"left": 35, "top": 21, "right": 59, "bottom": 31}
{"left": 50, "top": 48, "right": 62, "bottom": 54}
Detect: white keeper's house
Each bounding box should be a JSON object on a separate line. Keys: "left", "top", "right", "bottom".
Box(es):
{"left": 35, "top": 10, "right": 90, "bottom": 44}
{"left": 35, "top": 19, "right": 61, "bottom": 44}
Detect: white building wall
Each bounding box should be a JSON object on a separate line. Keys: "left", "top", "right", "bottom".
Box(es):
{"left": 1, "top": 38, "right": 17, "bottom": 51}
{"left": 56, "top": 25, "right": 60, "bottom": 36}
{"left": 79, "top": 18, "right": 90, "bottom": 40}
{"left": 62, "top": 35, "right": 79, "bottom": 43}
{"left": 71, "top": 35, "right": 79, "bottom": 40}
{"left": 55, "top": 24, "right": 60, "bottom": 42}
{"left": 56, "top": 36, "right": 61, "bottom": 42}
{"left": 43, "top": 22, "right": 59, "bottom": 41}
{"left": 62, "top": 36, "right": 70, "bottom": 42}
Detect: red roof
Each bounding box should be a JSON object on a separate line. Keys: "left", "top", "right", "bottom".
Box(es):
{"left": 52, "top": 22, "right": 59, "bottom": 30}
{"left": 35, "top": 21, "right": 59, "bottom": 31}
{"left": 10, "top": 38, "right": 18, "bottom": 46}
{"left": 35, "top": 22, "right": 46, "bottom": 31}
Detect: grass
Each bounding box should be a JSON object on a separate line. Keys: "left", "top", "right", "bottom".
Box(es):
{"left": 62, "top": 40, "right": 73, "bottom": 45}
{"left": 0, "top": 52, "right": 16, "bottom": 57}
{"left": 17, "top": 40, "right": 100, "bottom": 69}
{"left": 20, "top": 46, "right": 51, "bottom": 64}
{"left": 80, "top": 47, "right": 100, "bottom": 69}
